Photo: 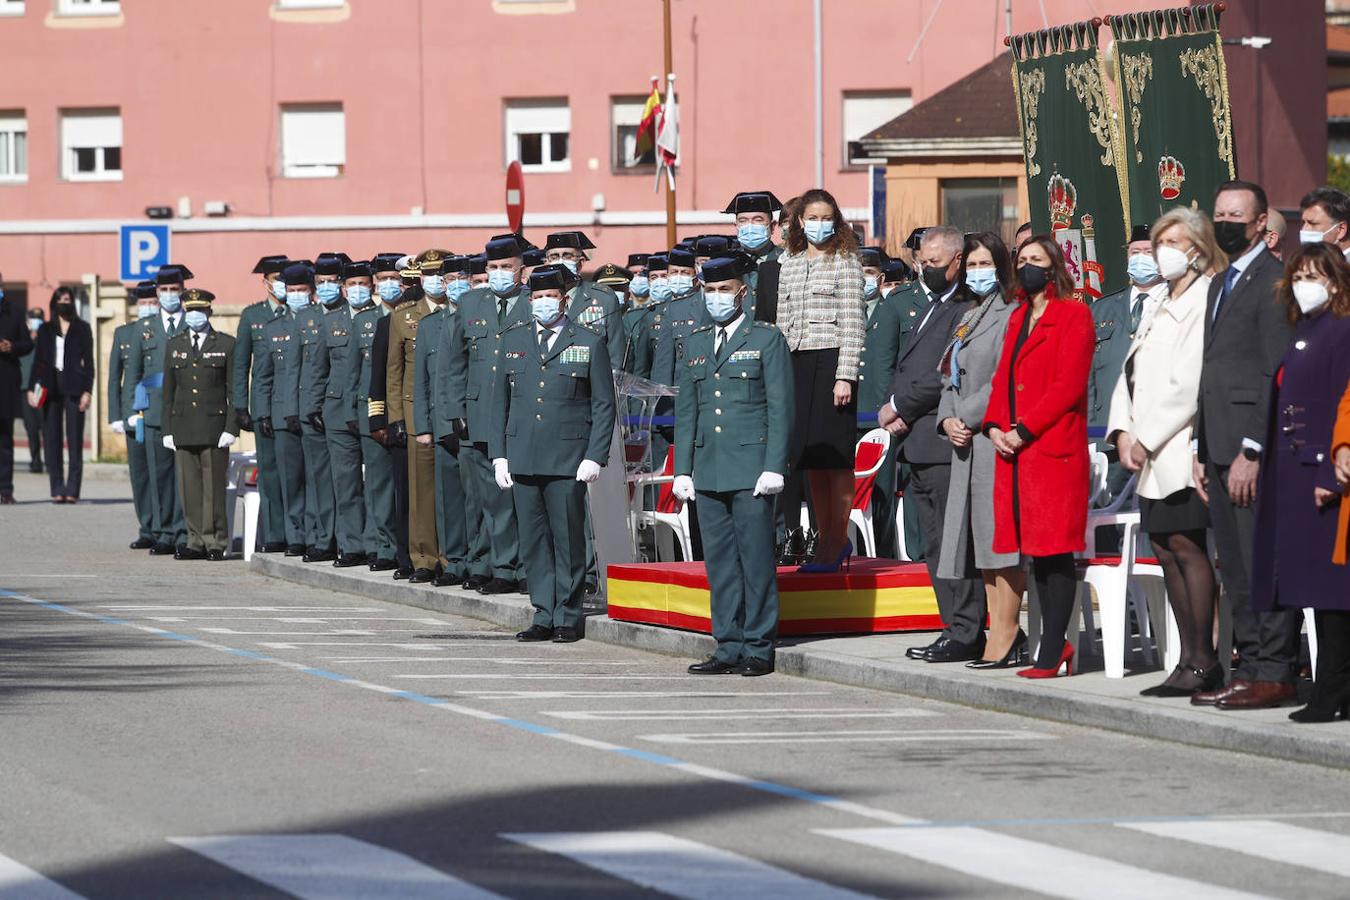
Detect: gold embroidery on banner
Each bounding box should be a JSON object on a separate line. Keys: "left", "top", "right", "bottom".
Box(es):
{"left": 1064, "top": 60, "right": 1114, "bottom": 168}
{"left": 1178, "top": 44, "right": 1234, "bottom": 168}
{"left": 1121, "top": 52, "right": 1153, "bottom": 164}
{"left": 1018, "top": 68, "right": 1046, "bottom": 177}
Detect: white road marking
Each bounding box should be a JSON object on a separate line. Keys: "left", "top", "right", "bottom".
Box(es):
{"left": 816, "top": 827, "right": 1270, "bottom": 900}
{"left": 320, "top": 657, "right": 632, "bottom": 665}
{"left": 1120, "top": 819, "right": 1350, "bottom": 878}
{"left": 503, "top": 831, "right": 874, "bottom": 900}
{"left": 396, "top": 674, "right": 672, "bottom": 680}
{"left": 642, "top": 729, "right": 1051, "bottom": 745}
{"left": 457, "top": 690, "right": 833, "bottom": 699}
{"left": 0, "top": 853, "right": 86, "bottom": 899}
{"left": 101, "top": 605, "right": 386, "bottom": 611}
{"left": 140, "top": 616, "right": 446, "bottom": 624}
{"left": 171, "top": 835, "right": 504, "bottom": 899}
{"left": 0, "top": 574, "right": 97, "bottom": 579}
{"left": 548, "top": 708, "right": 939, "bottom": 721}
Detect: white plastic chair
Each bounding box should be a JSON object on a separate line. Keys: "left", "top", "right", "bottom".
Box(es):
{"left": 1306, "top": 607, "right": 1320, "bottom": 679}
{"left": 225, "top": 451, "right": 260, "bottom": 560}
{"left": 848, "top": 428, "right": 891, "bottom": 558}
{"left": 630, "top": 447, "right": 693, "bottom": 562}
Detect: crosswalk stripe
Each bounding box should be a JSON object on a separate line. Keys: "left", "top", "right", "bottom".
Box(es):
{"left": 816, "top": 827, "right": 1271, "bottom": 900}
{"left": 503, "top": 831, "right": 874, "bottom": 899}
{"left": 0, "top": 853, "right": 86, "bottom": 900}
{"left": 1120, "top": 819, "right": 1350, "bottom": 878}
{"left": 171, "top": 835, "right": 504, "bottom": 899}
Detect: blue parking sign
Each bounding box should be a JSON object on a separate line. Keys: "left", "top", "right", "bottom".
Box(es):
{"left": 119, "top": 224, "right": 171, "bottom": 282}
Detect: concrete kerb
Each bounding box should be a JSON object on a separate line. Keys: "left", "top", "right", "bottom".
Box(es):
{"left": 251, "top": 554, "right": 1350, "bottom": 771}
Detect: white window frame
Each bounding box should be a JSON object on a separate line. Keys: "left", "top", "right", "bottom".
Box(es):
{"left": 275, "top": 0, "right": 344, "bottom": 8}
{"left": 841, "top": 90, "right": 911, "bottom": 165}
{"left": 505, "top": 99, "right": 570, "bottom": 174}
{"left": 60, "top": 109, "right": 122, "bottom": 182}
{"left": 0, "top": 1, "right": 26, "bottom": 18}
{"left": 610, "top": 97, "right": 655, "bottom": 173}
{"left": 57, "top": 0, "right": 120, "bottom": 16}
{"left": 0, "top": 112, "right": 27, "bottom": 182}
{"left": 280, "top": 103, "right": 346, "bottom": 179}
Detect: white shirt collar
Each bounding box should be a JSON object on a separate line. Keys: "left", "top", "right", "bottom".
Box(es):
{"left": 714, "top": 311, "right": 747, "bottom": 340}
{"left": 534, "top": 316, "right": 566, "bottom": 338}
{"left": 160, "top": 308, "right": 179, "bottom": 329}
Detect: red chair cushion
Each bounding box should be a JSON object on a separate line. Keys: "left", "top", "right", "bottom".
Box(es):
{"left": 852, "top": 441, "right": 886, "bottom": 511}
{"left": 655, "top": 447, "right": 681, "bottom": 515}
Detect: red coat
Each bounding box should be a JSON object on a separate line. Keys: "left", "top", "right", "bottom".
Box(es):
{"left": 983, "top": 295, "right": 1094, "bottom": 556}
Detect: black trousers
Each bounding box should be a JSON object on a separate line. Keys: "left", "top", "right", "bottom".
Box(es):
{"left": 0, "top": 416, "right": 13, "bottom": 493}
{"left": 21, "top": 398, "right": 41, "bottom": 469}
{"left": 42, "top": 392, "right": 84, "bottom": 499}
{"left": 909, "top": 461, "right": 985, "bottom": 643}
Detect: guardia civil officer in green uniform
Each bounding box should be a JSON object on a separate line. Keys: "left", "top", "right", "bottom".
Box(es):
{"left": 674, "top": 256, "right": 793, "bottom": 676}
{"left": 252, "top": 261, "right": 315, "bottom": 556}
{"left": 315, "top": 259, "right": 374, "bottom": 567}
{"left": 890, "top": 227, "right": 934, "bottom": 561}
{"left": 295, "top": 252, "right": 347, "bottom": 562}
{"left": 413, "top": 253, "right": 471, "bottom": 587}
{"left": 490, "top": 265, "right": 616, "bottom": 643}
{"left": 124, "top": 264, "right": 193, "bottom": 555}
{"left": 448, "top": 235, "right": 531, "bottom": 593}
{"left": 650, "top": 247, "right": 709, "bottom": 386}
{"left": 233, "top": 254, "right": 289, "bottom": 552}
{"left": 109, "top": 282, "right": 158, "bottom": 549}
{"left": 544, "top": 231, "right": 626, "bottom": 370}
{"left": 629, "top": 253, "right": 670, "bottom": 380}
{"left": 160, "top": 289, "right": 239, "bottom": 560}
{"left": 1090, "top": 224, "right": 1159, "bottom": 429}
{"left": 365, "top": 257, "right": 417, "bottom": 576}
{"left": 725, "top": 191, "right": 784, "bottom": 320}
{"left": 856, "top": 247, "right": 904, "bottom": 559}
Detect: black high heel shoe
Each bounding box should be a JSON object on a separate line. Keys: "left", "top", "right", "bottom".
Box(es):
{"left": 966, "top": 630, "right": 1029, "bottom": 669}
{"left": 1289, "top": 684, "right": 1350, "bottom": 723}
{"left": 1140, "top": 663, "right": 1224, "bottom": 697}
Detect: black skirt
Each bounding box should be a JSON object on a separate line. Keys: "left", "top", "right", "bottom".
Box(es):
{"left": 1140, "top": 487, "right": 1210, "bottom": 534}
{"left": 790, "top": 347, "right": 857, "bottom": 471}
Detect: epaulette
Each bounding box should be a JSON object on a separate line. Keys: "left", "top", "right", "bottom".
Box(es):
{"left": 503, "top": 319, "right": 531, "bottom": 332}
{"left": 752, "top": 320, "right": 777, "bottom": 330}
{"left": 692, "top": 324, "right": 714, "bottom": 334}
{"left": 394, "top": 299, "right": 417, "bottom": 311}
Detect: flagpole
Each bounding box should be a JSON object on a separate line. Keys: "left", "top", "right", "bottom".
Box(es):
{"left": 662, "top": 0, "right": 676, "bottom": 248}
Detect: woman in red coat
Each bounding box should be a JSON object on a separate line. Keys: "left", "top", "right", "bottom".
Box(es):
{"left": 983, "top": 235, "right": 1094, "bottom": 677}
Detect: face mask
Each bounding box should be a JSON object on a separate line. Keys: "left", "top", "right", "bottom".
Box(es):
{"left": 803, "top": 220, "right": 834, "bottom": 245}
{"left": 488, "top": 269, "right": 517, "bottom": 294}
{"left": 346, "top": 285, "right": 372, "bottom": 309}
{"left": 1154, "top": 245, "right": 1194, "bottom": 280}
{"left": 447, "top": 278, "right": 470, "bottom": 301}
{"left": 1293, "top": 280, "right": 1330, "bottom": 315}
{"left": 27, "top": 316, "right": 42, "bottom": 330}
{"left": 531, "top": 295, "right": 562, "bottom": 324}
{"left": 56, "top": 302, "right": 75, "bottom": 319}
{"left": 286, "top": 291, "right": 311, "bottom": 311}
{"left": 1127, "top": 253, "right": 1160, "bottom": 285}
{"left": 704, "top": 290, "right": 741, "bottom": 324}
{"left": 863, "top": 275, "right": 880, "bottom": 299}
{"left": 316, "top": 282, "right": 342, "bottom": 305}
{"left": 1213, "top": 220, "right": 1254, "bottom": 256}
{"left": 0, "top": 288, "right": 4, "bottom": 301}
{"left": 158, "top": 291, "right": 182, "bottom": 312}
{"left": 738, "top": 222, "right": 770, "bottom": 250}
{"left": 649, "top": 278, "right": 672, "bottom": 303}
{"left": 1300, "top": 222, "right": 1341, "bottom": 244}
{"left": 270, "top": 279, "right": 286, "bottom": 300}
{"left": 376, "top": 280, "right": 402, "bottom": 302}
{"left": 965, "top": 268, "right": 998, "bottom": 296}
{"left": 921, "top": 265, "right": 953, "bottom": 296}
{"left": 557, "top": 259, "right": 579, "bottom": 275}
{"left": 1017, "top": 263, "right": 1051, "bottom": 295}
{"left": 184, "top": 310, "right": 209, "bottom": 332}
{"left": 421, "top": 275, "right": 446, "bottom": 297}
{"left": 137, "top": 305, "right": 156, "bottom": 320}
{"left": 668, "top": 274, "right": 694, "bottom": 296}
{"left": 629, "top": 275, "right": 650, "bottom": 297}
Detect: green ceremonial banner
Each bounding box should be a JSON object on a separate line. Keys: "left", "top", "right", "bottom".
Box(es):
{"left": 1010, "top": 20, "right": 1129, "bottom": 300}
{"left": 1109, "top": 4, "right": 1235, "bottom": 230}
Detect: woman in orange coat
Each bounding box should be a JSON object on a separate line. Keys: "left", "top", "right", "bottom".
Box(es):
{"left": 982, "top": 235, "right": 1095, "bottom": 678}
{"left": 1336, "top": 380, "right": 1350, "bottom": 566}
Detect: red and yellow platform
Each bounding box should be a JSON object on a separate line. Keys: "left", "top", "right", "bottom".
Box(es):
{"left": 606, "top": 559, "right": 942, "bottom": 636}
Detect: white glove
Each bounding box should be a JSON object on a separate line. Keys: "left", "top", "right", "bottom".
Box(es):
{"left": 493, "top": 458, "right": 514, "bottom": 489}
{"left": 217, "top": 432, "right": 236, "bottom": 449}
{"left": 576, "top": 459, "right": 601, "bottom": 483}
{"left": 110, "top": 420, "right": 126, "bottom": 435}
{"left": 753, "top": 471, "right": 785, "bottom": 497}
{"left": 162, "top": 434, "right": 176, "bottom": 451}
{"left": 126, "top": 415, "right": 139, "bottom": 430}
{"left": 672, "top": 475, "right": 696, "bottom": 502}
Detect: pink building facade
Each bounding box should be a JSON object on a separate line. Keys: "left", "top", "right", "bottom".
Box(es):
{"left": 0, "top": 0, "right": 1163, "bottom": 311}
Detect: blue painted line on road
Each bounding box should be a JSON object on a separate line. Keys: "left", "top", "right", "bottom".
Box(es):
{"left": 612, "top": 747, "right": 687, "bottom": 766}
{"left": 300, "top": 667, "right": 355, "bottom": 683}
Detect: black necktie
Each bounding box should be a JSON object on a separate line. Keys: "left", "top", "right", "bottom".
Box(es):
{"left": 1129, "top": 292, "right": 1146, "bottom": 336}
{"left": 715, "top": 327, "right": 730, "bottom": 360}
{"left": 192, "top": 333, "right": 201, "bottom": 356}
{"left": 538, "top": 327, "right": 550, "bottom": 360}
{"left": 499, "top": 297, "right": 508, "bottom": 325}
{"left": 167, "top": 315, "right": 178, "bottom": 335}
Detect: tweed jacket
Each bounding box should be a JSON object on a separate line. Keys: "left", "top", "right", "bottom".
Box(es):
{"left": 775, "top": 248, "right": 866, "bottom": 381}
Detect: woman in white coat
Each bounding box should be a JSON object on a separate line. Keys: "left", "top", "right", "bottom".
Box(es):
{"left": 1108, "top": 206, "right": 1224, "bottom": 697}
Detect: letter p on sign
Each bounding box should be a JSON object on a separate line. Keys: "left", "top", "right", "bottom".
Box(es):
{"left": 119, "top": 224, "right": 171, "bottom": 282}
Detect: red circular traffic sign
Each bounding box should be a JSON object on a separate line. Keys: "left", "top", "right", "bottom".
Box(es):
{"left": 506, "top": 161, "right": 525, "bottom": 233}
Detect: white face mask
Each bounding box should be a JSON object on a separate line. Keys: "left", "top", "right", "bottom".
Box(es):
{"left": 1300, "top": 222, "right": 1341, "bottom": 245}
{"left": 1292, "top": 280, "right": 1330, "bottom": 315}
{"left": 1154, "top": 245, "right": 1194, "bottom": 280}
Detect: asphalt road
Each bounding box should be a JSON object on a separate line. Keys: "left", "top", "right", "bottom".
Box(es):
{"left": 2, "top": 469, "right": 1350, "bottom": 899}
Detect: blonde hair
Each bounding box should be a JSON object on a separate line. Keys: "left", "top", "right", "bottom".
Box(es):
{"left": 1151, "top": 206, "right": 1227, "bottom": 276}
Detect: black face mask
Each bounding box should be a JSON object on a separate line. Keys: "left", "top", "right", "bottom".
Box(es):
{"left": 1017, "top": 264, "right": 1051, "bottom": 296}
{"left": 56, "top": 302, "right": 75, "bottom": 320}
{"left": 921, "top": 265, "right": 953, "bottom": 296}
{"left": 1213, "top": 219, "right": 1253, "bottom": 256}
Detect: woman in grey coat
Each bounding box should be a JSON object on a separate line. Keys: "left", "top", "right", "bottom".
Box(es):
{"left": 936, "top": 232, "right": 1025, "bottom": 668}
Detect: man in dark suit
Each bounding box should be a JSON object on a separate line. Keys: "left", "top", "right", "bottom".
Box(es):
{"left": 876, "top": 226, "right": 983, "bottom": 663}
{"left": 0, "top": 277, "right": 34, "bottom": 504}
{"left": 1192, "top": 180, "right": 1300, "bottom": 710}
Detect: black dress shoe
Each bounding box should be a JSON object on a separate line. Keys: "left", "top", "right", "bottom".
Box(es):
{"left": 260, "top": 541, "right": 288, "bottom": 553}
{"left": 149, "top": 542, "right": 176, "bottom": 556}
{"left": 392, "top": 567, "right": 414, "bottom": 580}
{"left": 906, "top": 640, "right": 940, "bottom": 660}
{"left": 433, "top": 571, "right": 461, "bottom": 587}
{"left": 369, "top": 558, "right": 398, "bottom": 572}
{"left": 333, "top": 553, "right": 365, "bottom": 568}
{"left": 285, "top": 544, "right": 306, "bottom": 557}
{"left": 206, "top": 549, "right": 227, "bottom": 561}
{"left": 408, "top": 568, "right": 437, "bottom": 584}
{"left": 175, "top": 546, "right": 207, "bottom": 561}
{"left": 737, "top": 658, "right": 775, "bottom": 677}
{"left": 303, "top": 548, "right": 336, "bottom": 563}
{"left": 516, "top": 624, "right": 555, "bottom": 642}
{"left": 553, "top": 627, "right": 581, "bottom": 643}
{"left": 924, "top": 636, "right": 985, "bottom": 663}
{"left": 129, "top": 537, "right": 156, "bottom": 550}
{"left": 688, "top": 656, "right": 739, "bottom": 675}
{"left": 462, "top": 574, "right": 489, "bottom": 591}
{"left": 478, "top": 577, "right": 517, "bottom": 595}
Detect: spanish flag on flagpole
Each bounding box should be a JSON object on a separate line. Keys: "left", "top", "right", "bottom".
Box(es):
{"left": 629, "top": 77, "right": 662, "bottom": 168}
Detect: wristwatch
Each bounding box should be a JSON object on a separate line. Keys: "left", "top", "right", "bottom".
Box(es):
{"left": 1241, "top": 446, "right": 1260, "bottom": 461}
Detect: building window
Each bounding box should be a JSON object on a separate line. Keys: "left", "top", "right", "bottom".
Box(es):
{"left": 57, "top": 0, "right": 119, "bottom": 15}
{"left": 0, "top": 1, "right": 25, "bottom": 17}
{"left": 940, "top": 177, "right": 1020, "bottom": 242}
{"left": 611, "top": 97, "right": 656, "bottom": 172}
{"left": 60, "top": 109, "right": 122, "bottom": 181}
{"left": 842, "top": 90, "right": 911, "bottom": 165}
{"left": 0, "top": 112, "right": 26, "bottom": 181}
{"left": 280, "top": 103, "right": 345, "bottom": 178}
{"left": 505, "top": 99, "right": 570, "bottom": 173}
{"left": 275, "top": 0, "right": 344, "bottom": 7}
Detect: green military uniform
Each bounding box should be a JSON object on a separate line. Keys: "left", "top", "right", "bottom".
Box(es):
{"left": 857, "top": 285, "right": 904, "bottom": 559}
{"left": 386, "top": 286, "right": 440, "bottom": 577}
{"left": 567, "top": 280, "right": 626, "bottom": 371}
{"left": 1089, "top": 286, "right": 1136, "bottom": 430}
{"left": 109, "top": 315, "right": 154, "bottom": 545}
{"left": 650, "top": 291, "right": 709, "bottom": 387}
{"left": 251, "top": 282, "right": 311, "bottom": 553}
{"left": 675, "top": 313, "right": 793, "bottom": 667}
{"left": 621, "top": 303, "right": 657, "bottom": 377}
{"left": 233, "top": 293, "right": 288, "bottom": 549}
{"left": 297, "top": 291, "right": 338, "bottom": 557}
{"left": 490, "top": 303, "right": 616, "bottom": 634}
{"left": 888, "top": 280, "right": 931, "bottom": 561}
{"left": 160, "top": 290, "right": 238, "bottom": 557}
{"left": 343, "top": 302, "right": 398, "bottom": 564}
{"left": 413, "top": 297, "right": 467, "bottom": 581}
{"left": 316, "top": 300, "right": 365, "bottom": 559}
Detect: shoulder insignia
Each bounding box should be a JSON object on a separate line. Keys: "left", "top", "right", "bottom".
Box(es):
{"left": 692, "top": 324, "right": 713, "bottom": 334}
{"left": 503, "top": 320, "right": 531, "bottom": 332}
